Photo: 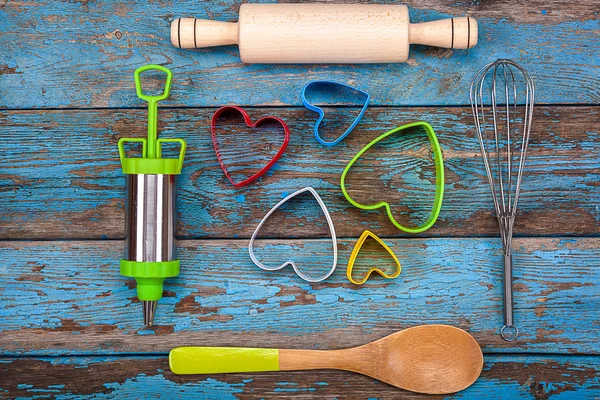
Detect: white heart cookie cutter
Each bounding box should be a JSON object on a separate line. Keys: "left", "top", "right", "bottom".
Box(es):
{"left": 248, "top": 187, "right": 338, "bottom": 282}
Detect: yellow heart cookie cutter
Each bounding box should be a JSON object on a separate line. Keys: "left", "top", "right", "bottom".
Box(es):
{"left": 347, "top": 230, "right": 401, "bottom": 285}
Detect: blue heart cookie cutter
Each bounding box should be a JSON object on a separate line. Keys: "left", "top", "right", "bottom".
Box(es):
{"left": 301, "top": 81, "right": 370, "bottom": 146}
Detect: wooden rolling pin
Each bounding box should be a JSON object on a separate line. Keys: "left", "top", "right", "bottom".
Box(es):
{"left": 171, "top": 4, "right": 478, "bottom": 64}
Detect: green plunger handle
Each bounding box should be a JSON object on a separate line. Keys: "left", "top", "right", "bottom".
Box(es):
{"left": 134, "top": 64, "right": 173, "bottom": 158}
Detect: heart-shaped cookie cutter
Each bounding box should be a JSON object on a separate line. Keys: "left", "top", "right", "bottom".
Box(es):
{"left": 347, "top": 230, "right": 401, "bottom": 285}
{"left": 302, "top": 81, "right": 370, "bottom": 146}
{"left": 340, "top": 121, "right": 445, "bottom": 233}
{"left": 248, "top": 187, "right": 338, "bottom": 283}
{"left": 212, "top": 106, "right": 290, "bottom": 187}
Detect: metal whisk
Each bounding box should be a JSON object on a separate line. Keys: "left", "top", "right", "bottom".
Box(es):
{"left": 470, "top": 59, "right": 535, "bottom": 341}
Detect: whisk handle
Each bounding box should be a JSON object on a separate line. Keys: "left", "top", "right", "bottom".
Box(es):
{"left": 501, "top": 254, "right": 519, "bottom": 341}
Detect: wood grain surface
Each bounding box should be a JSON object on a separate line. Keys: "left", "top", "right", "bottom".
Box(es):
{"left": 0, "top": 1, "right": 598, "bottom": 108}
{"left": 1, "top": 355, "right": 598, "bottom": 399}
{"left": 1, "top": 106, "right": 598, "bottom": 240}
{"left": 1, "top": 238, "right": 598, "bottom": 355}
{"left": 1, "top": 0, "right": 599, "bottom": 398}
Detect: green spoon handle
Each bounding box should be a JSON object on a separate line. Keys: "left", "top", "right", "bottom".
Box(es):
{"left": 170, "top": 347, "right": 280, "bottom": 374}
{"left": 169, "top": 346, "right": 361, "bottom": 375}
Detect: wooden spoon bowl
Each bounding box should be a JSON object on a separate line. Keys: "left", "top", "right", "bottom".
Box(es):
{"left": 357, "top": 324, "right": 483, "bottom": 393}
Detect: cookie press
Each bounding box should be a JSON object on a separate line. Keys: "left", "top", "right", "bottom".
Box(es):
{"left": 117, "top": 65, "right": 186, "bottom": 327}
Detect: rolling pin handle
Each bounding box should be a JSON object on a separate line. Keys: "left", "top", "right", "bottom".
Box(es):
{"left": 171, "top": 18, "right": 239, "bottom": 49}
{"left": 409, "top": 16, "right": 478, "bottom": 50}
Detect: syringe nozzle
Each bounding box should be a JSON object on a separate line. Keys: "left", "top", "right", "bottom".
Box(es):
{"left": 143, "top": 300, "right": 158, "bottom": 327}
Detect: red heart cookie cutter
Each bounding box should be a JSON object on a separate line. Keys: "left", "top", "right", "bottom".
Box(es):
{"left": 211, "top": 106, "right": 290, "bottom": 188}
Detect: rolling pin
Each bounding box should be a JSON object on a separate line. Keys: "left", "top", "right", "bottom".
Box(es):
{"left": 171, "top": 4, "right": 478, "bottom": 64}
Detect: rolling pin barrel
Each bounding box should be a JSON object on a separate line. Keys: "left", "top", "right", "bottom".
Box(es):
{"left": 171, "top": 4, "right": 477, "bottom": 64}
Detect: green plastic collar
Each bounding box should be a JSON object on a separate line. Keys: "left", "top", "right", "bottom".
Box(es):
{"left": 118, "top": 65, "right": 186, "bottom": 175}
{"left": 120, "top": 260, "right": 180, "bottom": 301}
{"left": 340, "top": 121, "right": 445, "bottom": 234}
{"left": 118, "top": 139, "right": 186, "bottom": 174}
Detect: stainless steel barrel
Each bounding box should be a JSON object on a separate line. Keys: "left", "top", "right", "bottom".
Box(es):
{"left": 124, "top": 174, "right": 176, "bottom": 262}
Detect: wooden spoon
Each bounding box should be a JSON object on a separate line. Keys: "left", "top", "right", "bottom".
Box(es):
{"left": 170, "top": 324, "right": 483, "bottom": 394}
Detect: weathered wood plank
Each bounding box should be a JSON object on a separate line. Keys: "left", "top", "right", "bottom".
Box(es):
{"left": 1, "top": 2, "right": 597, "bottom": 398}
{"left": 0, "top": 355, "right": 599, "bottom": 399}
{"left": 0, "top": 1, "right": 598, "bottom": 108}
{"left": 1, "top": 107, "right": 598, "bottom": 240}
{"left": 0, "top": 238, "right": 598, "bottom": 355}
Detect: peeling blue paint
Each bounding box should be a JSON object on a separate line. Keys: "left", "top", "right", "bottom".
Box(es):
{"left": 0, "top": 0, "right": 598, "bottom": 398}
{"left": 234, "top": 194, "right": 246, "bottom": 203}
{"left": 83, "top": 374, "right": 244, "bottom": 400}
{"left": 1, "top": 108, "right": 597, "bottom": 239}
{"left": 0, "top": 5, "right": 598, "bottom": 108}
{"left": 17, "top": 384, "right": 34, "bottom": 389}
{"left": 0, "top": 238, "right": 598, "bottom": 355}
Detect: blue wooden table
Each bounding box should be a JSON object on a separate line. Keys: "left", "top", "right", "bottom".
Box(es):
{"left": 1, "top": 1, "right": 599, "bottom": 398}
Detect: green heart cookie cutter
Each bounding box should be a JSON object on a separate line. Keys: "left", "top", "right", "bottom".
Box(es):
{"left": 340, "top": 121, "right": 444, "bottom": 233}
